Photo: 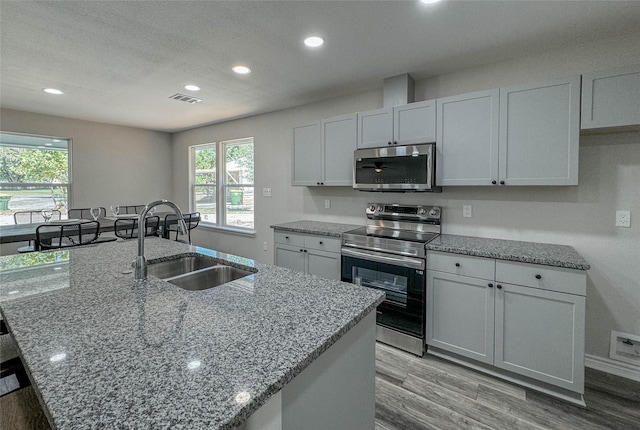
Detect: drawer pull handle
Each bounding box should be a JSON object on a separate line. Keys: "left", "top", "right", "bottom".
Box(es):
{"left": 535, "top": 274, "right": 542, "bottom": 280}
{"left": 488, "top": 283, "right": 494, "bottom": 288}
{"left": 497, "top": 284, "right": 503, "bottom": 290}
{"left": 455, "top": 263, "right": 460, "bottom": 267}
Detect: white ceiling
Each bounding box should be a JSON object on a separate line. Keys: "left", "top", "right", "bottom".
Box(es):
{"left": 2, "top": 1, "right": 640, "bottom": 133}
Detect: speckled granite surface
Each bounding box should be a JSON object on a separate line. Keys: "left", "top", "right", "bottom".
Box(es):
{"left": 0, "top": 238, "right": 384, "bottom": 429}
{"left": 270, "top": 220, "right": 361, "bottom": 237}
{"left": 427, "top": 234, "right": 590, "bottom": 270}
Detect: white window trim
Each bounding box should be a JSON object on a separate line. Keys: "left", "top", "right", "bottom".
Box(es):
{"left": 190, "top": 138, "right": 254, "bottom": 233}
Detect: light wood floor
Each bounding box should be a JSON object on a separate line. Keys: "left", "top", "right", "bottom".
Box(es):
{"left": 375, "top": 342, "right": 640, "bottom": 430}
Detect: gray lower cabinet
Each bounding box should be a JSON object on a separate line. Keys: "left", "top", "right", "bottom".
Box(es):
{"left": 274, "top": 231, "right": 341, "bottom": 280}
{"left": 426, "top": 251, "right": 586, "bottom": 396}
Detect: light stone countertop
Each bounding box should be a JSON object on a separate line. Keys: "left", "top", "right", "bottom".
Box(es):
{"left": 270, "top": 220, "right": 361, "bottom": 237}
{"left": 0, "top": 238, "right": 384, "bottom": 429}
{"left": 427, "top": 234, "right": 590, "bottom": 270}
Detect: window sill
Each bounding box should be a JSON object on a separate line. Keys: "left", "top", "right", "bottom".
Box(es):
{"left": 198, "top": 223, "right": 256, "bottom": 237}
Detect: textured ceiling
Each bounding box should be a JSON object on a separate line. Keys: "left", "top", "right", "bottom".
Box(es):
{"left": 2, "top": 1, "right": 640, "bottom": 133}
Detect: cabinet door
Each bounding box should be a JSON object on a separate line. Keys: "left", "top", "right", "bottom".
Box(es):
{"left": 581, "top": 65, "right": 640, "bottom": 130}
{"left": 494, "top": 283, "right": 585, "bottom": 392}
{"left": 275, "top": 244, "right": 306, "bottom": 274}
{"left": 436, "top": 90, "right": 499, "bottom": 186}
{"left": 426, "top": 270, "right": 495, "bottom": 364}
{"left": 306, "top": 248, "right": 341, "bottom": 280}
{"left": 394, "top": 100, "right": 436, "bottom": 146}
{"left": 292, "top": 121, "right": 322, "bottom": 185}
{"left": 357, "top": 107, "right": 393, "bottom": 149}
{"left": 499, "top": 76, "right": 580, "bottom": 185}
{"left": 322, "top": 114, "right": 357, "bottom": 186}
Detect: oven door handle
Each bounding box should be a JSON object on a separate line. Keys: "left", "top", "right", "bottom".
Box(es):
{"left": 341, "top": 247, "right": 425, "bottom": 270}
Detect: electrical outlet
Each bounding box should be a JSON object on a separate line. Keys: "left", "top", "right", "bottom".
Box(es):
{"left": 463, "top": 205, "right": 472, "bottom": 218}
{"left": 324, "top": 199, "right": 331, "bottom": 209}
{"left": 263, "top": 242, "right": 268, "bottom": 251}
{"left": 610, "top": 330, "right": 640, "bottom": 366}
{"left": 616, "top": 210, "right": 631, "bottom": 228}
{"left": 263, "top": 188, "right": 272, "bottom": 197}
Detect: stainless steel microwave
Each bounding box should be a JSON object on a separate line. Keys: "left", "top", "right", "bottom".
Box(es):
{"left": 353, "top": 143, "right": 441, "bottom": 192}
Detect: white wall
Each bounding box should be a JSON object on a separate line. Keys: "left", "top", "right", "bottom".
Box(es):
{"left": 172, "top": 32, "right": 640, "bottom": 360}
{"left": 0, "top": 109, "right": 173, "bottom": 209}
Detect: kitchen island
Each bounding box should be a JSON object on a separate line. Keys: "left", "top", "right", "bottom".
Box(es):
{"left": 0, "top": 238, "right": 384, "bottom": 429}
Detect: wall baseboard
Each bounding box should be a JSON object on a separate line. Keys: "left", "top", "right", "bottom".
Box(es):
{"left": 585, "top": 354, "right": 640, "bottom": 382}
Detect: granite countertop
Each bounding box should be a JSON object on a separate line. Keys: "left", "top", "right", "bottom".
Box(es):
{"left": 427, "top": 234, "right": 590, "bottom": 270}
{"left": 270, "top": 220, "right": 361, "bottom": 237}
{"left": 0, "top": 238, "right": 384, "bottom": 429}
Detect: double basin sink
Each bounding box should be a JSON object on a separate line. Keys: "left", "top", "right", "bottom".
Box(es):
{"left": 147, "top": 254, "right": 255, "bottom": 291}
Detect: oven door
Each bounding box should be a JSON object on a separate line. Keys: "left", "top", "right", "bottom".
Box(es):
{"left": 341, "top": 248, "right": 425, "bottom": 338}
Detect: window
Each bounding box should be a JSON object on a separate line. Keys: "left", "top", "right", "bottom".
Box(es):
{"left": 0, "top": 132, "right": 71, "bottom": 225}
{"left": 191, "top": 137, "right": 254, "bottom": 231}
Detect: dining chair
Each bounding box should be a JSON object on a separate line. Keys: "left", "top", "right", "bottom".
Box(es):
{"left": 118, "top": 205, "right": 146, "bottom": 215}
{"left": 13, "top": 210, "right": 62, "bottom": 224}
{"left": 68, "top": 207, "right": 106, "bottom": 220}
{"left": 35, "top": 220, "right": 101, "bottom": 251}
{"left": 114, "top": 216, "right": 160, "bottom": 239}
{"left": 164, "top": 212, "right": 200, "bottom": 244}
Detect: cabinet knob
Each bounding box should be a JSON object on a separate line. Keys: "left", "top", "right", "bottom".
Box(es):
{"left": 488, "top": 283, "right": 494, "bottom": 288}
{"left": 500, "top": 181, "right": 505, "bottom": 185}
{"left": 497, "top": 284, "right": 503, "bottom": 289}
{"left": 492, "top": 180, "right": 497, "bottom": 185}
{"left": 303, "top": 249, "right": 307, "bottom": 253}
{"left": 388, "top": 141, "right": 392, "bottom": 145}
{"left": 285, "top": 236, "right": 289, "bottom": 239}
{"left": 320, "top": 182, "right": 324, "bottom": 185}
{"left": 455, "top": 263, "right": 460, "bottom": 267}
{"left": 316, "top": 182, "right": 320, "bottom": 185}
{"left": 300, "top": 249, "right": 303, "bottom": 252}
{"left": 535, "top": 274, "right": 542, "bottom": 280}
{"left": 393, "top": 141, "right": 398, "bottom": 145}
{"left": 319, "top": 241, "right": 323, "bottom": 245}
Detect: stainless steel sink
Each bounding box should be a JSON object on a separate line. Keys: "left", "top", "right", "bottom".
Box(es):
{"left": 147, "top": 254, "right": 218, "bottom": 279}
{"left": 167, "top": 265, "right": 254, "bottom": 291}
{"left": 146, "top": 254, "right": 255, "bottom": 291}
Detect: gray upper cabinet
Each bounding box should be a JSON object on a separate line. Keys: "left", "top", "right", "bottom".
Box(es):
{"left": 581, "top": 64, "right": 640, "bottom": 131}
{"left": 436, "top": 90, "right": 499, "bottom": 186}
{"left": 322, "top": 114, "right": 357, "bottom": 186}
{"left": 357, "top": 100, "right": 436, "bottom": 149}
{"left": 292, "top": 121, "right": 322, "bottom": 186}
{"left": 292, "top": 114, "right": 356, "bottom": 186}
{"left": 498, "top": 76, "right": 580, "bottom": 186}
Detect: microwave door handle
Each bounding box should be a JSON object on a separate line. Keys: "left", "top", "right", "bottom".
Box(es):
{"left": 341, "top": 248, "right": 425, "bottom": 270}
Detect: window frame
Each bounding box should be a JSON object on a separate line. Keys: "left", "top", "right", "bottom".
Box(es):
{"left": 0, "top": 131, "right": 73, "bottom": 219}
{"left": 190, "top": 137, "right": 255, "bottom": 234}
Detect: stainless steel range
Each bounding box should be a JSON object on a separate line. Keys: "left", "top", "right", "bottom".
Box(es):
{"left": 341, "top": 203, "right": 441, "bottom": 356}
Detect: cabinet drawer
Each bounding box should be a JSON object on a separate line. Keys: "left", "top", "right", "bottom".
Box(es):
{"left": 427, "top": 251, "right": 495, "bottom": 280}
{"left": 304, "top": 236, "right": 341, "bottom": 253}
{"left": 274, "top": 231, "right": 305, "bottom": 247}
{"left": 495, "top": 260, "right": 586, "bottom": 296}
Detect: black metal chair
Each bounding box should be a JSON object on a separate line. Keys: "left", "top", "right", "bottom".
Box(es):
{"left": 68, "top": 207, "right": 106, "bottom": 220}
{"left": 35, "top": 220, "right": 101, "bottom": 251}
{"left": 114, "top": 216, "right": 160, "bottom": 239}
{"left": 118, "top": 205, "right": 146, "bottom": 215}
{"left": 163, "top": 212, "right": 200, "bottom": 244}
{"left": 13, "top": 210, "right": 62, "bottom": 224}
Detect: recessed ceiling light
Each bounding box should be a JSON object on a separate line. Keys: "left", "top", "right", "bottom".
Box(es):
{"left": 45, "top": 143, "right": 53, "bottom": 146}
{"left": 304, "top": 36, "right": 324, "bottom": 48}
{"left": 420, "top": 0, "right": 442, "bottom": 4}
{"left": 232, "top": 65, "right": 251, "bottom": 75}
{"left": 43, "top": 88, "right": 64, "bottom": 95}
{"left": 184, "top": 84, "right": 201, "bottom": 91}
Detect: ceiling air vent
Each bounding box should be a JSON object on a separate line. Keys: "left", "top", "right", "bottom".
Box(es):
{"left": 169, "top": 93, "right": 202, "bottom": 104}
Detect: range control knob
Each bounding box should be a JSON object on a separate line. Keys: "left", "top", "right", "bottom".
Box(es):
{"left": 428, "top": 208, "right": 440, "bottom": 217}
{"left": 418, "top": 208, "right": 427, "bottom": 215}
{"left": 377, "top": 205, "right": 383, "bottom": 212}
{"left": 369, "top": 205, "right": 376, "bottom": 212}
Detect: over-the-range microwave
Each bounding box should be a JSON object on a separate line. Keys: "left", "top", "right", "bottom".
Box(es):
{"left": 353, "top": 143, "right": 441, "bottom": 192}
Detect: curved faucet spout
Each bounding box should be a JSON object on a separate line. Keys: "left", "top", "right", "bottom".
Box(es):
{"left": 134, "top": 199, "right": 188, "bottom": 280}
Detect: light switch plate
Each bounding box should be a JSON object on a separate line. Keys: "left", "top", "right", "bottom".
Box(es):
{"left": 263, "top": 188, "right": 272, "bottom": 198}
{"left": 616, "top": 210, "right": 631, "bottom": 227}
{"left": 463, "top": 205, "right": 472, "bottom": 218}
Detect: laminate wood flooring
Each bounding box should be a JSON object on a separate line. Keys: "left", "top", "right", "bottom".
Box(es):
{"left": 375, "top": 342, "right": 640, "bottom": 430}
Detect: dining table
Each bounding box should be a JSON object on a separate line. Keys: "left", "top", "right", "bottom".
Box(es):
{"left": 0, "top": 212, "right": 176, "bottom": 245}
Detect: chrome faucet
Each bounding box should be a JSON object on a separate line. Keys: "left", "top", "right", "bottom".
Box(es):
{"left": 134, "top": 199, "right": 188, "bottom": 280}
